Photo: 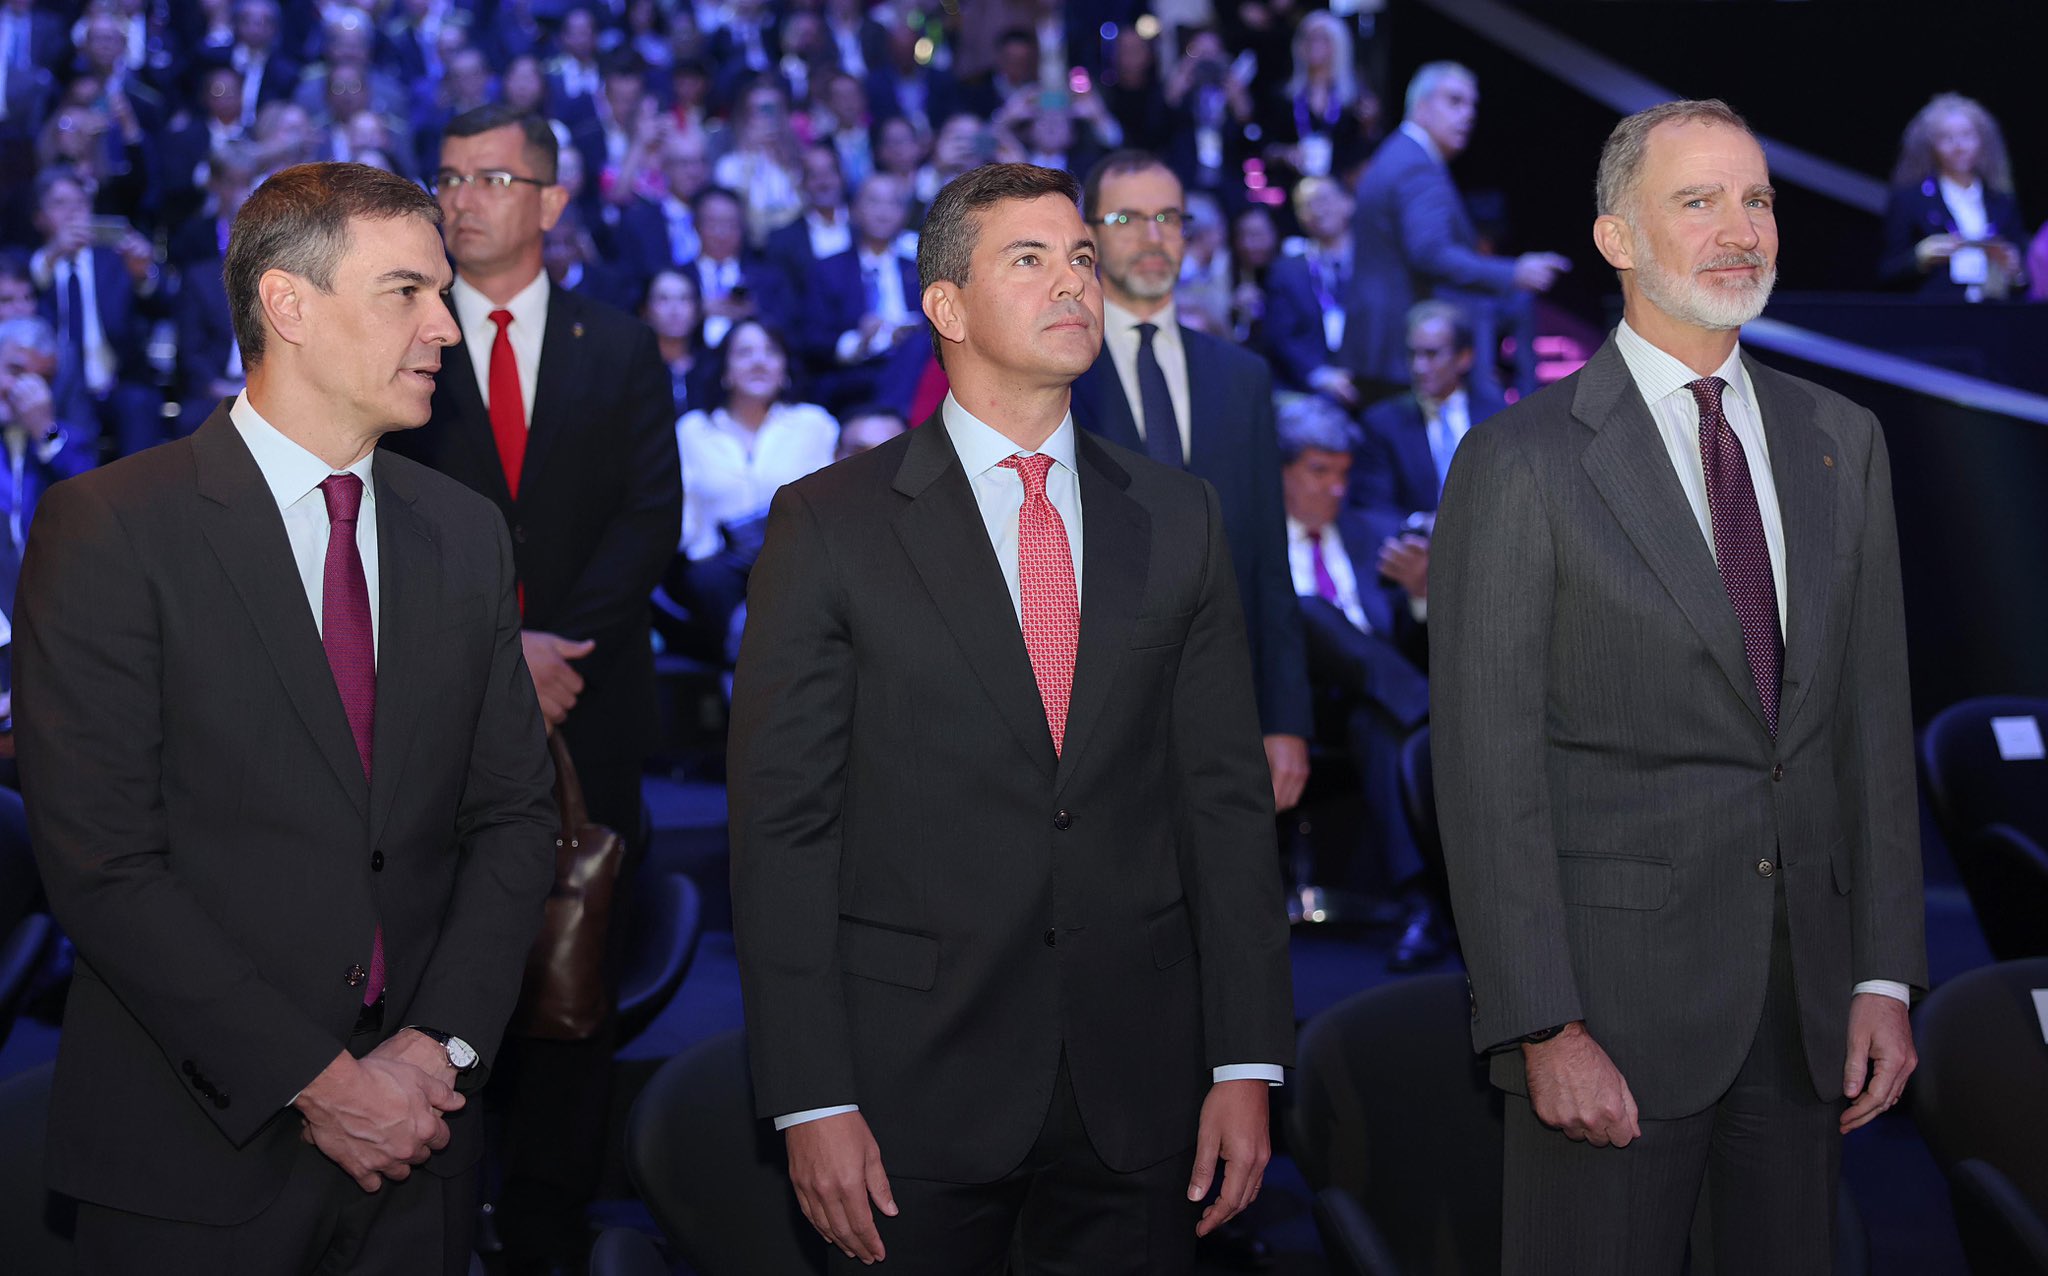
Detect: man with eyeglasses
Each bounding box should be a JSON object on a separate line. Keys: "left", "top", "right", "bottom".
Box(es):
{"left": 386, "top": 103, "right": 681, "bottom": 1276}
{"left": 1072, "top": 149, "right": 1314, "bottom": 822}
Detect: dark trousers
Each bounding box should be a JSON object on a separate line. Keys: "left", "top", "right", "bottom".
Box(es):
{"left": 77, "top": 1141, "right": 479, "bottom": 1276}
{"left": 1501, "top": 888, "right": 1840, "bottom": 1276}
{"left": 828, "top": 1056, "right": 1200, "bottom": 1276}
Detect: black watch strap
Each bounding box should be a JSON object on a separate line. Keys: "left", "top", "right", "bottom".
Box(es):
{"left": 1518, "top": 1023, "right": 1569, "bottom": 1045}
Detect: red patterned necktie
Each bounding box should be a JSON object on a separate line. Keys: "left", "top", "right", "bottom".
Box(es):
{"left": 320, "top": 474, "right": 383, "bottom": 1004}
{"left": 1686, "top": 376, "right": 1782, "bottom": 736}
{"left": 998, "top": 453, "right": 1079, "bottom": 755}
{"left": 487, "top": 309, "right": 527, "bottom": 497}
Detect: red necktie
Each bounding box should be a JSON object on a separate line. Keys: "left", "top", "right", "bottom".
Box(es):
{"left": 320, "top": 475, "right": 383, "bottom": 1004}
{"left": 998, "top": 453, "right": 1079, "bottom": 755}
{"left": 488, "top": 309, "right": 527, "bottom": 497}
{"left": 1686, "top": 376, "right": 1782, "bottom": 736}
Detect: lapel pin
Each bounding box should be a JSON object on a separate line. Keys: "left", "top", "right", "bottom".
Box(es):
{"left": 572, "top": 322, "right": 585, "bottom": 339}
{"left": 1822, "top": 455, "right": 1834, "bottom": 468}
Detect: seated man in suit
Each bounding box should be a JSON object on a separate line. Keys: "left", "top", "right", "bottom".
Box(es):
{"left": 764, "top": 142, "right": 853, "bottom": 295}
{"left": 799, "top": 173, "right": 927, "bottom": 415}
{"left": 682, "top": 184, "right": 795, "bottom": 348}
{"left": 1351, "top": 300, "right": 1506, "bottom": 617}
{"left": 1276, "top": 394, "right": 1438, "bottom": 969}
{"left": 1263, "top": 177, "right": 1363, "bottom": 408}
{"left": 0, "top": 315, "right": 98, "bottom": 611}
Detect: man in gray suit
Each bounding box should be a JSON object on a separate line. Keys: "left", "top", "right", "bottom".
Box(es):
{"left": 1431, "top": 100, "right": 1925, "bottom": 1274}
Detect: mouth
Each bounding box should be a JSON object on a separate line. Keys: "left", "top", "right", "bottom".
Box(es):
{"left": 402, "top": 367, "right": 439, "bottom": 386}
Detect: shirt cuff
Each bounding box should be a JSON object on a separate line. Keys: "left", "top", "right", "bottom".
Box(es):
{"left": 835, "top": 329, "right": 866, "bottom": 364}
{"left": 1212, "top": 1064, "right": 1284, "bottom": 1086}
{"left": 774, "top": 1103, "right": 859, "bottom": 1131}
{"left": 1852, "top": 979, "right": 1911, "bottom": 1006}
{"left": 1408, "top": 596, "right": 1428, "bottom": 623}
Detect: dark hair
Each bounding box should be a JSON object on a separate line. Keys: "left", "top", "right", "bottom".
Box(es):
{"left": 707, "top": 317, "right": 803, "bottom": 410}
{"left": 689, "top": 183, "right": 744, "bottom": 221}
{"left": 1081, "top": 148, "right": 1173, "bottom": 220}
{"left": 916, "top": 162, "right": 1081, "bottom": 362}
{"left": 601, "top": 50, "right": 648, "bottom": 84}
{"left": 441, "top": 103, "right": 559, "bottom": 181}
{"left": 0, "top": 250, "right": 32, "bottom": 289}
{"left": 1274, "top": 393, "right": 1359, "bottom": 465}
{"left": 1405, "top": 299, "right": 1474, "bottom": 354}
{"left": 638, "top": 265, "right": 702, "bottom": 343}
{"left": 996, "top": 27, "right": 1035, "bottom": 51}
{"left": 34, "top": 164, "right": 86, "bottom": 209}
{"left": 224, "top": 161, "right": 441, "bottom": 369}
{"left": 841, "top": 402, "right": 907, "bottom": 427}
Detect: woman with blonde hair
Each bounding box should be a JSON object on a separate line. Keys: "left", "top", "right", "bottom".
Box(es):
{"left": 1880, "top": 92, "right": 2026, "bottom": 300}
{"left": 1259, "top": 9, "right": 1380, "bottom": 186}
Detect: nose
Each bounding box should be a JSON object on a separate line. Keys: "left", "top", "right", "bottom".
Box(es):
{"left": 1718, "top": 202, "right": 1761, "bottom": 250}
{"left": 423, "top": 290, "right": 461, "bottom": 347}
{"left": 1054, "top": 254, "right": 1090, "bottom": 300}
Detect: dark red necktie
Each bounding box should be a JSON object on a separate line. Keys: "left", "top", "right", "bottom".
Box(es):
{"left": 320, "top": 474, "right": 382, "bottom": 1004}
{"left": 1687, "top": 377, "right": 1782, "bottom": 736}
{"left": 488, "top": 309, "right": 527, "bottom": 497}
{"left": 998, "top": 453, "right": 1079, "bottom": 755}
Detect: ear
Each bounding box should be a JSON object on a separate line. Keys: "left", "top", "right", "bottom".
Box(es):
{"left": 257, "top": 267, "right": 308, "bottom": 351}
{"left": 538, "top": 182, "right": 572, "bottom": 234}
{"left": 1592, "top": 214, "right": 1633, "bottom": 272}
{"left": 922, "top": 281, "right": 963, "bottom": 352}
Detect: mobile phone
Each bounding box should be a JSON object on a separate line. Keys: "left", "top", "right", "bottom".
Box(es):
{"left": 87, "top": 215, "right": 132, "bottom": 247}
{"left": 1038, "top": 88, "right": 1070, "bottom": 112}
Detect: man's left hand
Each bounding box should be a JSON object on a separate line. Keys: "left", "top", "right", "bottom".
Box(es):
{"left": 369, "top": 1028, "right": 460, "bottom": 1092}
{"left": 1840, "top": 992, "right": 1916, "bottom": 1134}
{"left": 1378, "top": 535, "right": 1429, "bottom": 599}
{"left": 1263, "top": 734, "right": 1309, "bottom": 812}
{"left": 1189, "top": 1078, "right": 1270, "bottom": 1237}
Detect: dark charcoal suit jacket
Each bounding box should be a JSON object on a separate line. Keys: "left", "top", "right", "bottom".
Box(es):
{"left": 1431, "top": 338, "right": 1927, "bottom": 1118}
{"left": 1350, "top": 386, "right": 1508, "bottom": 526}
{"left": 1071, "top": 325, "right": 1312, "bottom": 739}
{"left": 16, "top": 407, "right": 557, "bottom": 1222}
{"left": 729, "top": 420, "right": 1295, "bottom": 1183}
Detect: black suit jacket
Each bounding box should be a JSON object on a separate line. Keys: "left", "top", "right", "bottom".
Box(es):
{"left": 16, "top": 408, "right": 556, "bottom": 1222}
{"left": 796, "top": 246, "right": 920, "bottom": 369}
{"left": 1878, "top": 178, "right": 2027, "bottom": 296}
{"left": 1260, "top": 253, "right": 1342, "bottom": 392}
{"left": 730, "top": 420, "right": 1294, "bottom": 1182}
{"left": 1071, "top": 325, "right": 1312, "bottom": 738}
{"left": 384, "top": 283, "right": 681, "bottom": 836}
{"left": 1351, "top": 387, "right": 1508, "bottom": 525}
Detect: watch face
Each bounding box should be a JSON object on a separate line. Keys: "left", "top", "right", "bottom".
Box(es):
{"left": 446, "top": 1037, "right": 480, "bottom": 1070}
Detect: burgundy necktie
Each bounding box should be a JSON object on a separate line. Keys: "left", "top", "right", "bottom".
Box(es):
{"left": 1686, "top": 377, "right": 1782, "bottom": 736}
{"left": 320, "top": 474, "right": 383, "bottom": 1004}
{"left": 1309, "top": 532, "right": 1341, "bottom": 605}
{"left": 998, "top": 453, "right": 1079, "bottom": 755}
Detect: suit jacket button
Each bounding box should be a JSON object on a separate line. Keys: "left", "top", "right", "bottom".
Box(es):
{"left": 1053, "top": 810, "right": 1072, "bottom": 831}
{"left": 345, "top": 964, "right": 367, "bottom": 987}
{"left": 214, "top": 1094, "right": 231, "bottom": 1110}
{"left": 371, "top": 850, "right": 385, "bottom": 872}
{"left": 1044, "top": 928, "right": 1057, "bottom": 948}
{"left": 1771, "top": 763, "right": 1784, "bottom": 782}
{"left": 1756, "top": 858, "right": 1776, "bottom": 878}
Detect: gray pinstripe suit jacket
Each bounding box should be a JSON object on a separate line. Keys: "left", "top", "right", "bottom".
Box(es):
{"left": 1429, "top": 336, "right": 1927, "bottom": 1118}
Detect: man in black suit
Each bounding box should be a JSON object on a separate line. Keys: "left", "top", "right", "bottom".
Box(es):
{"left": 731, "top": 160, "right": 1291, "bottom": 1275}
{"left": 17, "top": 160, "right": 556, "bottom": 1275}
{"left": 1070, "top": 149, "right": 1314, "bottom": 816}
{"left": 681, "top": 184, "right": 796, "bottom": 348}
{"left": 763, "top": 141, "right": 852, "bottom": 292}
{"left": 387, "top": 105, "right": 681, "bottom": 1275}
{"left": 1263, "top": 176, "right": 1363, "bottom": 408}
{"left": 228, "top": 0, "right": 299, "bottom": 127}
{"left": 799, "top": 172, "right": 926, "bottom": 415}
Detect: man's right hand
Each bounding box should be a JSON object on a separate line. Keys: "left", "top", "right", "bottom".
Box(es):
{"left": 785, "top": 1110, "right": 897, "bottom": 1264}
{"left": 521, "top": 630, "right": 596, "bottom": 727}
{"left": 293, "top": 1050, "right": 464, "bottom": 1191}
{"left": 1521, "top": 1021, "right": 1640, "bottom": 1148}
{"left": 1512, "top": 252, "right": 1571, "bottom": 292}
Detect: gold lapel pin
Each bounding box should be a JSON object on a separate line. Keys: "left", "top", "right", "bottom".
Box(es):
{"left": 572, "top": 322, "right": 585, "bottom": 339}
{"left": 1822, "top": 455, "right": 1834, "bottom": 468}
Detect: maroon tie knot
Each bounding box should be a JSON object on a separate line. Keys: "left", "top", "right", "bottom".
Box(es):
{"left": 320, "top": 472, "right": 363, "bottom": 525}
{"left": 998, "top": 451, "right": 1055, "bottom": 497}
{"left": 1685, "top": 376, "right": 1728, "bottom": 416}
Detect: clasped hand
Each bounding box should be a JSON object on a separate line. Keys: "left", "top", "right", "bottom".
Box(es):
{"left": 293, "top": 1033, "right": 464, "bottom": 1192}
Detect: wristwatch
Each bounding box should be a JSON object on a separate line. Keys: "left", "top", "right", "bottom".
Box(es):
{"left": 1517, "top": 1023, "right": 1569, "bottom": 1045}
{"left": 412, "top": 1027, "right": 480, "bottom": 1072}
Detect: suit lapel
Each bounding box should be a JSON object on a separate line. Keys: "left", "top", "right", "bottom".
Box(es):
{"left": 892, "top": 420, "right": 1058, "bottom": 781}
{"left": 519, "top": 290, "right": 585, "bottom": 497}
{"left": 192, "top": 411, "right": 370, "bottom": 815}
{"left": 1074, "top": 350, "right": 1141, "bottom": 452}
{"left": 1748, "top": 356, "right": 1833, "bottom": 733}
{"left": 1181, "top": 328, "right": 1219, "bottom": 474}
{"left": 1393, "top": 397, "right": 1439, "bottom": 509}
{"left": 367, "top": 460, "right": 436, "bottom": 843}
{"left": 1573, "top": 342, "right": 1769, "bottom": 732}
{"left": 432, "top": 331, "right": 513, "bottom": 507}
{"left": 1055, "top": 435, "right": 1148, "bottom": 796}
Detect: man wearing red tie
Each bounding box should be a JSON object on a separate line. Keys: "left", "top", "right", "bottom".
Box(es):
{"left": 729, "top": 163, "right": 1294, "bottom": 1273}
{"left": 16, "top": 162, "right": 556, "bottom": 1272}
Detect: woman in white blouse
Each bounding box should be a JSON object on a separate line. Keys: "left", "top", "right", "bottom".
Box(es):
{"left": 1880, "top": 94, "right": 2026, "bottom": 301}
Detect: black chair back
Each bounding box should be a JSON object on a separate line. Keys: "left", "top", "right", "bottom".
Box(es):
{"left": 588, "top": 1225, "right": 673, "bottom": 1276}
{"left": 615, "top": 871, "right": 704, "bottom": 1046}
{"left": 1920, "top": 695, "right": 2048, "bottom": 844}
{"left": 1952, "top": 824, "right": 2048, "bottom": 960}
{"left": 1949, "top": 1159, "right": 2048, "bottom": 1276}
{"left": 626, "top": 1028, "right": 823, "bottom": 1276}
{"left": 0, "top": 1062, "right": 74, "bottom": 1273}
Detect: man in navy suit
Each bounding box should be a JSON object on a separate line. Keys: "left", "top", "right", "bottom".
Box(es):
{"left": 1262, "top": 176, "right": 1363, "bottom": 408}
{"left": 764, "top": 142, "right": 853, "bottom": 292}
{"left": 1342, "top": 62, "right": 1569, "bottom": 399}
{"left": 799, "top": 173, "right": 926, "bottom": 415}
{"left": 680, "top": 185, "right": 795, "bottom": 348}
{"left": 1070, "top": 149, "right": 1313, "bottom": 815}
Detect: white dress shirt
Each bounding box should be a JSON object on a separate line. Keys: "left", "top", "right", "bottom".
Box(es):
{"left": 451, "top": 269, "right": 548, "bottom": 429}
{"left": 694, "top": 256, "right": 742, "bottom": 349}
{"left": 34, "top": 248, "right": 114, "bottom": 396}
{"left": 775, "top": 392, "right": 1280, "bottom": 1131}
{"left": 676, "top": 402, "right": 838, "bottom": 559}
{"left": 1422, "top": 387, "right": 1472, "bottom": 498}
{"left": 1936, "top": 175, "right": 1992, "bottom": 291}
{"left": 805, "top": 208, "right": 852, "bottom": 262}
{"left": 1101, "top": 298, "right": 1192, "bottom": 464}
{"left": 1286, "top": 516, "right": 1369, "bottom": 633}
{"left": 230, "top": 393, "right": 380, "bottom": 656}
{"left": 1398, "top": 119, "right": 1446, "bottom": 167}
{"left": 1612, "top": 320, "right": 1909, "bottom": 1009}
{"left": 834, "top": 247, "right": 912, "bottom": 364}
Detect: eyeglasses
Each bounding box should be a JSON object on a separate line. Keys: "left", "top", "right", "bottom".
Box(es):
{"left": 1098, "top": 209, "right": 1192, "bottom": 232}
{"left": 431, "top": 169, "right": 553, "bottom": 194}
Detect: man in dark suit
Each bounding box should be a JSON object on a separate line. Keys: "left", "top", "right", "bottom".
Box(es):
{"left": 680, "top": 184, "right": 796, "bottom": 348}
{"left": 731, "top": 162, "right": 1292, "bottom": 1274}
{"left": 16, "top": 160, "right": 556, "bottom": 1275}
{"left": 1342, "top": 62, "right": 1569, "bottom": 399}
{"left": 1432, "top": 101, "right": 1925, "bottom": 1274}
{"left": 387, "top": 104, "right": 681, "bottom": 1275}
{"left": 1070, "top": 149, "right": 1314, "bottom": 816}
{"left": 763, "top": 141, "right": 852, "bottom": 293}
{"left": 228, "top": 0, "right": 300, "bottom": 127}
{"left": 1262, "top": 176, "right": 1363, "bottom": 407}
{"left": 798, "top": 172, "right": 927, "bottom": 414}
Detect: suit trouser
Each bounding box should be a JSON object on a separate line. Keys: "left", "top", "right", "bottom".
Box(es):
{"left": 1298, "top": 597, "right": 1429, "bottom": 891}
{"left": 1501, "top": 885, "right": 1840, "bottom": 1276}
{"left": 827, "top": 1055, "right": 1200, "bottom": 1276}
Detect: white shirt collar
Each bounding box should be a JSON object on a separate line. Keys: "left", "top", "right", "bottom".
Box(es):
{"left": 1399, "top": 120, "right": 1446, "bottom": 166}
{"left": 1103, "top": 296, "right": 1179, "bottom": 340}
{"left": 451, "top": 264, "right": 550, "bottom": 329}
{"left": 940, "top": 391, "right": 1078, "bottom": 481}
{"left": 1614, "top": 318, "right": 1752, "bottom": 415}
{"left": 229, "top": 390, "right": 377, "bottom": 512}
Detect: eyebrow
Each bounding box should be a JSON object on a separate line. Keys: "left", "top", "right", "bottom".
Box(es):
{"left": 374, "top": 268, "right": 448, "bottom": 289}
{"left": 993, "top": 237, "right": 1098, "bottom": 257}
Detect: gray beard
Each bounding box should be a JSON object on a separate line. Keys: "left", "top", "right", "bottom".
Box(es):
{"left": 1630, "top": 233, "right": 1776, "bottom": 332}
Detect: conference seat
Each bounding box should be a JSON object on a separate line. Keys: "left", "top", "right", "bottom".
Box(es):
{"left": 615, "top": 870, "right": 704, "bottom": 1048}
{"left": 0, "top": 1062, "right": 74, "bottom": 1273}
{"left": 588, "top": 1225, "right": 673, "bottom": 1275}
{"left": 1919, "top": 695, "right": 2048, "bottom": 956}
{"left": 626, "top": 1028, "right": 822, "bottom": 1275}
{"left": 1911, "top": 957, "right": 2048, "bottom": 1276}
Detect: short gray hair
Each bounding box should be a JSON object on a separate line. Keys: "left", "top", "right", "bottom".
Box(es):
{"left": 1595, "top": 99, "right": 1754, "bottom": 218}
{"left": 1275, "top": 393, "right": 1357, "bottom": 465}
{"left": 1403, "top": 62, "right": 1474, "bottom": 118}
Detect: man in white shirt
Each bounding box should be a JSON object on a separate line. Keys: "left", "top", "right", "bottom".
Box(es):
{"left": 802, "top": 172, "right": 927, "bottom": 413}
{"left": 1431, "top": 99, "right": 1923, "bottom": 1275}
